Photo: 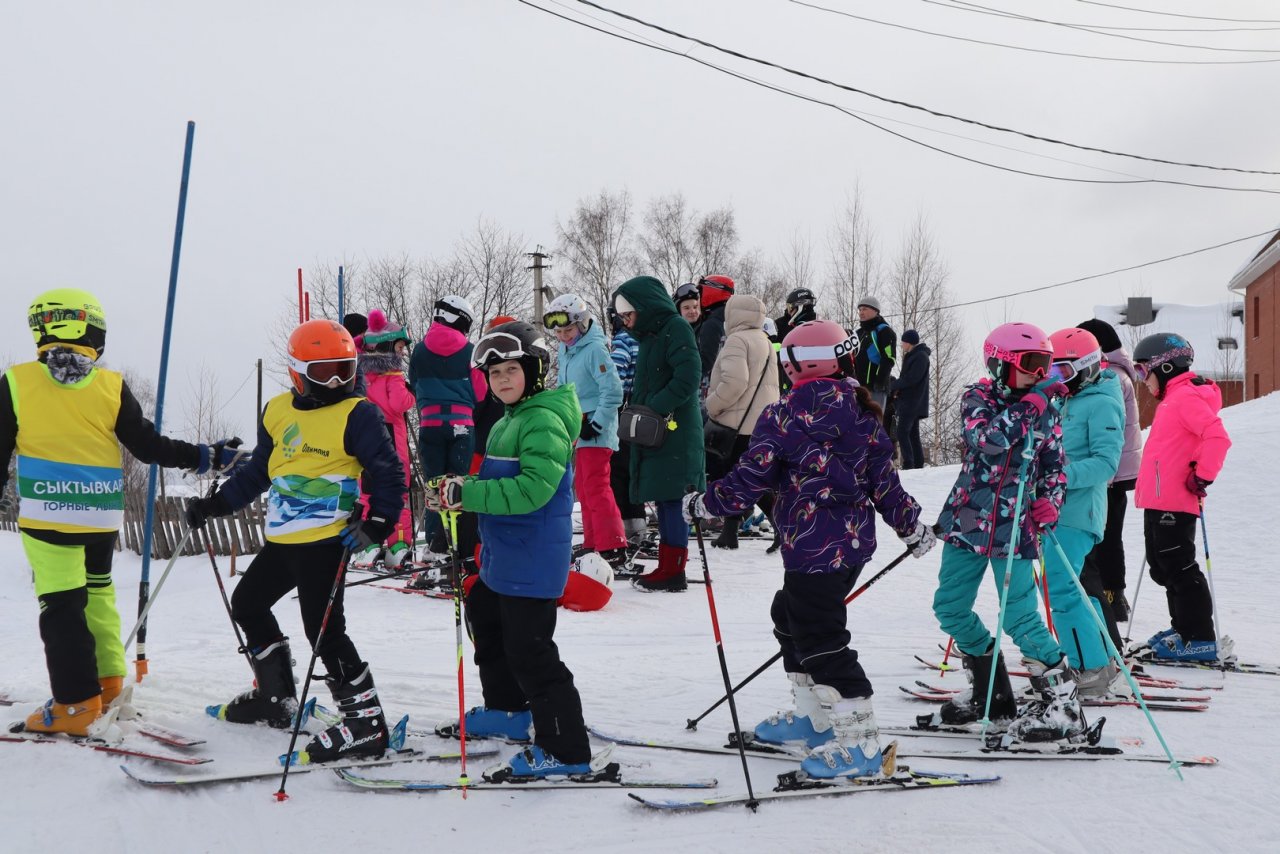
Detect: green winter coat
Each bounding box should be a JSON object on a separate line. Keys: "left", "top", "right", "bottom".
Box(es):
{"left": 1057, "top": 370, "right": 1125, "bottom": 540}
{"left": 461, "top": 383, "right": 582, "bottom": 517}
{"left": 615, "top": 276, "right": 706, "bottom": 502}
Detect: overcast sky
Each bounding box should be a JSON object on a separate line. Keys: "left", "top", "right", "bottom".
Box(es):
{"left": 5, "top": 0, "right": 1278, "bottom": 438}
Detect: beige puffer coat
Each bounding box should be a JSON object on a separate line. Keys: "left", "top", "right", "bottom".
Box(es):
{"left": 705, "top": 295, "right": 780, "bottom": 435}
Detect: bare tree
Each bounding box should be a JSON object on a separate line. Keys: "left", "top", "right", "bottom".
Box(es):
{"left": 826, "top": 184, "right": 881, "bottom": 330}
{"left": 556, "top": 188, "right": 637, "bottom": 322}
{"left": 180, "top": 363, "right": 240, "bottom": 491}
{"left": 690, "top": 205, "right": 739, "bottom": 277}
{"left": 1213, "top": 302, "right": 1244, "bottom": 383}
{"left": 455, "top": 219, "right": 531, "bottom": 329}
{"left": 638, "top": 193, "right": 695, "bottom": 288}
{"left": 886, "top": 211, "right": 965, "bottom": 465}
{"left": 363, "top": 254, "right": 418, "bottom": 336}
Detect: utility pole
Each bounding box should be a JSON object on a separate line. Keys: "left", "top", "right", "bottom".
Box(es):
{"left": 528, "top": 247, "right": 551, "bottom": 323}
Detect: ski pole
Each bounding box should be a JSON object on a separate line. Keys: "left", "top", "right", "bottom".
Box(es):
{"left": 692, "top": 517, "right": 759, "bottom": 811}
{"left": 1038, "top": 555, "right": 1056, "bottom": 639}
{"left": 441, "top": 505, "right": 470, "bottom": 796}
{"left": 1197, "top": 500, "right": 1225, "bottom": 667}
{"left": 196, "top": 476, "right": 255, "bottom": 678}
{"left": 344, "top": 561, "right": 430, "bottom": 589}
{"left": 1044, "top": 529, "right": 1183, "bottom": 780}
{"left": 980, "top": 431, "right": 1036, "bottom": 739}
{"left": 1123, "top": 553, "right": 1147, "bottom": 649}
{"left": 685, "top": 546, "right": 912, "bottom": 731}
{"left": 275, "top": 547, "right": 354, "bottom": 801}
{"left": 123, "top": 526, "right": 194, "bottom": 653}
{"left": 939, "top": 637, "right": 956, "bottom": 679}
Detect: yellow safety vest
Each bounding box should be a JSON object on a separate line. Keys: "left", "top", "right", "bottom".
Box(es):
{"left": 7, "top": 361, "right": 125, "bottom": 534}
{"left": 261, "top": 392, "right": 363, "bottom": 544}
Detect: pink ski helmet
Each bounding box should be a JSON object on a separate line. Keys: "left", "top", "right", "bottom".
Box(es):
{"left": 780, "top": 320, "right": 859, "bottom": 384}
{"left": 984, "top": 322, "right": 1053, "bottom": 388}
{"left": 1048, "top": 327, "right": 1103, "bottom": 392}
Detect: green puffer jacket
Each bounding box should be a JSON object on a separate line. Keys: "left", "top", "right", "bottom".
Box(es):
{"left": 461, "top": 383, "right": 581, "bottom": 517}
{"left": 615, "top": 276, "right": 706, "bottom": 502}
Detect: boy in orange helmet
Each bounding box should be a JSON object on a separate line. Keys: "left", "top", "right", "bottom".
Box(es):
{"left": 185, "top": 319, "right": 406, "bottom": 764}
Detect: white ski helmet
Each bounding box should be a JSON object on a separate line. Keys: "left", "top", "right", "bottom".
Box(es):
{"left": 559, "top": 552, "right": 614, "bottom": 612}
{"left": 543, "top": 293, "right": 592, "bottom": 334}
{"left": 433, "top": 295, "right": 475, "bottom": 335}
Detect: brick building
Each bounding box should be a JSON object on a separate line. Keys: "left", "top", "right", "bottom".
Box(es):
{"left": 1092, "top": 300, "right": 1244, "bottom": 428}
{"left": 1227, "top": 231, "right": 1280, "bottom": 401}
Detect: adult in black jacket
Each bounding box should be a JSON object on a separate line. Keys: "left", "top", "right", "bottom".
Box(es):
{"left": 696, "top": 275, "right": 735, "bottom": 383}
{"left": 853, "top": 296, "right": 896, "bottom": 410}
{"left": 772, "top": 288, "right": 817, "bottom": 343}
{"left": 890, "top": 329, "right": 930, "bottom": 469}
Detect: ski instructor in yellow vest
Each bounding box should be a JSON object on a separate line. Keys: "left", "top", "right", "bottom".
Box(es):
{"left": 0, "top": 289, "right": 243, "bottom": 736}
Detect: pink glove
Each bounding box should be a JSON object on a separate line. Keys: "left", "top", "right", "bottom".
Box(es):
{"left": 1029, "top": 498, "right": 1058, "bottom": 528}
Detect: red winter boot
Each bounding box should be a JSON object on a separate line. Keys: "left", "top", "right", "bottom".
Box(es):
{"left": 632, "top": 543, "right": 688, "bottom": 592}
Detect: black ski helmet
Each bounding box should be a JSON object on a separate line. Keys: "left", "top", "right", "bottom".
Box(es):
{"left": 1133, "top": 332, "right": 1194, "bottom": 387}
{"left": 786, "top": 288, "right": 816, "bottom": 308}
{"left": 472, "top": 320, "right": 550, "bottom": 400}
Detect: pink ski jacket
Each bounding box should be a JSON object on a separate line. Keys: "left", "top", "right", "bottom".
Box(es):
{"left": 1134, "top": 372, "right": 1231, "bottom": 514}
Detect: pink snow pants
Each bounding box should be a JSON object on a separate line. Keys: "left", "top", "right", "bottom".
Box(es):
{"left": 575, "top": 446, "right": 626, "bottom": 552}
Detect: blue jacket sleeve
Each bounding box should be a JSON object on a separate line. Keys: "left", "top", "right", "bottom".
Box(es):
{"left": 346, "top": 400, "right": 406, "bottom": 521}
{"left": 217, "top": 409, "right": 274, "bottom": 511}
{"left": 589, "top": 339, "right": 623, "bottom": 429}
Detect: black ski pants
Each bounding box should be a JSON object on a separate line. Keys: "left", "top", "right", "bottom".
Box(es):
{"left": 771, "top": 564, "right": 871, "bottom": 699}
{"left": 466, "top": 578, "right": 590, "bottom": 764}
{"left": 1084, "top": 480, "right": 1134, "bottom": 592}
{"left": 1144, "top": 510, "right": 1215, "bottom": 642}
{"left": 231, "top": 540, "right": 362, "bottom": 679}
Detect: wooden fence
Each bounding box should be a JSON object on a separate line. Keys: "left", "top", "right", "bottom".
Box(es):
{"left": 0, "top": 495, "right": 265, "bottom": 559}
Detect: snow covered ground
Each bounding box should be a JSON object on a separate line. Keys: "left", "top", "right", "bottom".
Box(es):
{"left": 3, "top": 393, "right": 1279, "bottom": 854}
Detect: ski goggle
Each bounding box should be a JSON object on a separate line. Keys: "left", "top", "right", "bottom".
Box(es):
{"left": 290, "top": 357, "right": 356, "bottom": 387}
{"left": 1134, "top": 362, "right": 1151, "bottom": 381}
{"left": 542, "top": 310, "right": 573, "bottom": 330}
{"left": 784, "top": 337, "right": 857, "bottom": 363}
{"left": 698, "top": 277, "right": 733, "bottom": 294}
{"left": 473, "top": 331, "right": 543, "bottom": 368}
{"left": 673, "top": 282, "right": 700, "bottom": 303}
{"left": 1009, "top": 351, "right": 1052, "bottom": 379}
{"left": 1049, "top": 349, "right": 1102, "bottom": 383}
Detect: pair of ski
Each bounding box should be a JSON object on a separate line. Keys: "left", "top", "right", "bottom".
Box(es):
{"left": 899, "top": 681, "right": 1211, "bottom": 712}
{"left": 915, "top": 655, "right": 1224, "bottom": 692}
{"left": 587, "top": 725, "right": 1218, "bottom": 768}
{"left": 1126, "top": 647, "right": 1280, "bottom": 677}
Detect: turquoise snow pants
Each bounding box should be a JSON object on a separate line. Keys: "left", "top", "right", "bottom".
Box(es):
{"left": 1043, "top": 525, "right": 1111, "bottom": 671}
{"left": 933, "top": 542, "right": 1063, "bottom": 665}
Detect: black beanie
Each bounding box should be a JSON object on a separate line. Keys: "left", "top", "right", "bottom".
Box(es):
{"left": 342, "top": 313, "right": 368, "bottom": 339}
{"left": 1076, "top": 318, "right": 1122, "bottom": 353}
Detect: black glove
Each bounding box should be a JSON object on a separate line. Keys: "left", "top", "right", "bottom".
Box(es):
{"left": 579, "top": 415, "right": 601, "bottom": 441}
{"left": 185, "top": 493, "right": 232, "bottom": 529}
{"left": 340, "top": 512, "right": 394, "bottom": 552}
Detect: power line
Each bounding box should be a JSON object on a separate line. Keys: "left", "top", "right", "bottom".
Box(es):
{"left": 1074, "top": 0, "right": 1280, "bottom": 25}
{"left": 793, "top": 0, "right": 1280, "bottom": 65}
{"left": 571, "top": 0, "right": 1280, "bottom": 177}
{"left": 944, "top": 0, "right": 1280, "bottom": 53}
{"left": 917, "top": 226, "right": 1275, "bottom": 314}
{"left": 922, "top": 0, "right": 1280, "bottom": 32}
{"left": 519, "top": 1, "right": 1188, "bottom": 187}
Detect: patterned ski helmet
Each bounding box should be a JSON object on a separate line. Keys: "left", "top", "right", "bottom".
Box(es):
{"left": 1133, "top": 332, "right": 1194, "bottom": 382}
{"left": 28, "top": 288, "right": 107, "bottom": 359}
{"left": 780, "top": 320, "right": 859, "bottom": 384}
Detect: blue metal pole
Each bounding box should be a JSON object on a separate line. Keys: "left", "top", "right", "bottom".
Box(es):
{"left": 337, "top": 265, "right": 345, "bottom": 320}
{"left": 134, "top": 121, "right": 195, "bottom": 680}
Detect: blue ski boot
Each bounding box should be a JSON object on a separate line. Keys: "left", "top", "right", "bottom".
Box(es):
{"left": 481, "top": 742, "right": 609, "bottom": 783}
{"left": 799, "top": 688, "right": 883, "bottom": 780}
{"left": 435, "top": 706, "right": 533, "bottom": 742}
{"left": 1150, "top": 633, "right": 1234, "bottom": 663}
{"left": 753, "top": 672, "right": 834, "bottom": 749}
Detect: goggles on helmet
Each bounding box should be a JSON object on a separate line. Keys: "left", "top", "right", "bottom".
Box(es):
{"left": 785, "top": 337, "right": 858, "bottom": 363}
{"left": 474, "top": 331, "right": 539, "bottom": 369}
{"left": 290, "top": 357, "right": 356, "bottom": 387}
{"left": 698, "top": 276, "right": 733, "bottom": 294}
{"left": 1049, "top": 349, "right": 1101, "bottom": 383}
{"left": 1134, "top": 361, "right": 1152, "bottom": 381}
{"left": 674, "top": 282, "right": 700, "bottom": 303}
{"left": 542, "top": 310, "right": 573, "bottom": 330}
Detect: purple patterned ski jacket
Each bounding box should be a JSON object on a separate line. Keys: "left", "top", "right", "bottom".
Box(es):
{"left": 935, "top": 378, "right": 1066, "bottom": 560}
{"left": 703, "top": 377, "right": 921, "bottom": 573}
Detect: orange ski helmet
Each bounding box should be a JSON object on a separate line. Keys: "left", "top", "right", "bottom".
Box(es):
{"left": 287, "top": 319, "right": 358, "bottom": 399}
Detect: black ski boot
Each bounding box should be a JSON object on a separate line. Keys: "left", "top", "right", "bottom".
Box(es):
{"left": 301, "top": 664, "right": 389, "bottom": 763}
{"left": 939, "top": 643, "right": 1017, "bottom": 726}
{"left": 712, "top": 516, "right": 740, "bottom": 550}
{"left": 209, "top": 638, "right": 297, "bottom": 728}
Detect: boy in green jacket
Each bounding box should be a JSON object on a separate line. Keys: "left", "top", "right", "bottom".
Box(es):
{"left": 430, "top": 321, "right": 598, "bottom": 780}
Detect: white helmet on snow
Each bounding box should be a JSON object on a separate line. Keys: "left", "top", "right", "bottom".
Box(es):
{"left": 559, "top": 551, "right": 614, "bottom": 612}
